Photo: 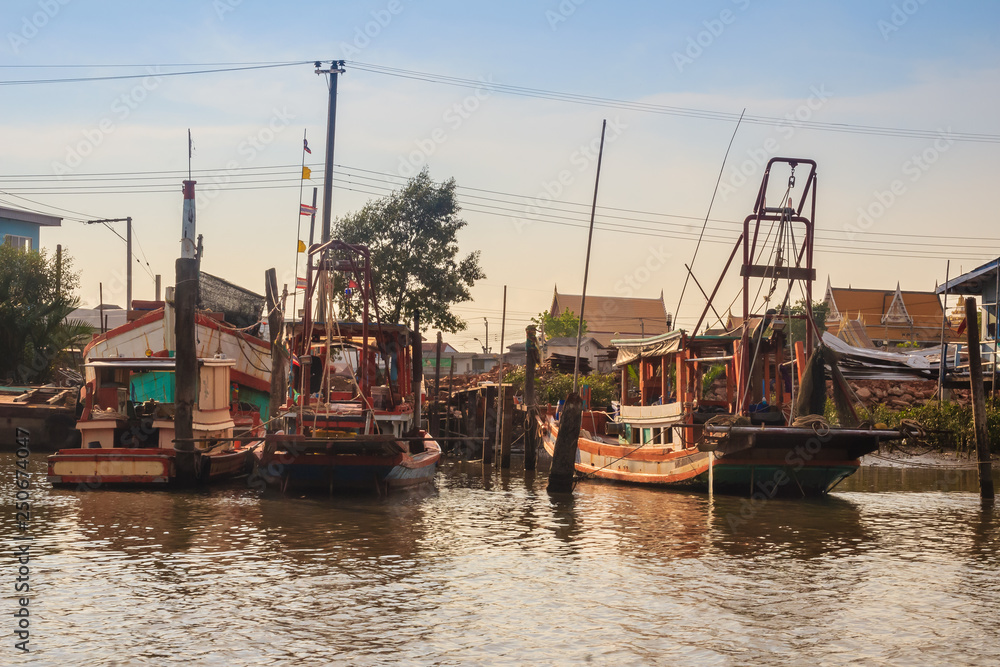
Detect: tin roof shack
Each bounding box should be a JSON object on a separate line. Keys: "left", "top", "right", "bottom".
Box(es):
{"left": 823, "top": 278, "right": 960, "bottom": 349}
{"left": 549, "top": 289, "right": 671, "bottom": 347}
{"left": 541, "top": 336, "right": 609, "bottom": 374}
{"left": 938, "top": 257, "right": 1000, "bottom": 346}
{"left": 0, "top": 205, "right": 61, "bottom": 252}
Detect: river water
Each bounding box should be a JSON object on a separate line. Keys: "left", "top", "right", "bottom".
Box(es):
{"left": 4, "top": 453, "right": 1000, "bottom": 666}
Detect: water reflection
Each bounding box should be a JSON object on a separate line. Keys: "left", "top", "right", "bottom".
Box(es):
{"left": 4, "top": 453, "right": 1000, "bottom": 665}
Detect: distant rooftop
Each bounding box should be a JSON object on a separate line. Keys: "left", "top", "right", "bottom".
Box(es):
{"left": 0, "top": 205, "right": 62, "bottom": 227}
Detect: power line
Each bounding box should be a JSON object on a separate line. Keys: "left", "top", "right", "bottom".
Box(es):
{"left": 0, "top": 61, "right": 312, "bottom": 86}
{"left": 346, "top": 61, "right": 1000, "bottom": 144}
{"left": 4, "top": 163, "right": 995, "bottom": 262}
{"left": 7, "top": 160, "right": 998, "bottom": 244}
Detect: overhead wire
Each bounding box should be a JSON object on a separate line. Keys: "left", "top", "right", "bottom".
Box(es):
{"left": 346, "top": 60, "right": 1000, "bottom": 144}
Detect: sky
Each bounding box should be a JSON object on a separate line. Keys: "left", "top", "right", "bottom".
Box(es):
{"left": 1, "top": 0, "right": 998, "bottom": 352}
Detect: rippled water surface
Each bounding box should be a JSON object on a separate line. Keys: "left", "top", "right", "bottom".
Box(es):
{"left": 4, "top": 454, "right": 1000, "bottom": 666}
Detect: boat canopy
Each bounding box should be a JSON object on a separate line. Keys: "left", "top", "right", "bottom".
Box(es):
{"left": 611, "top": 330, "right": 684, "bottom": 367}
{"left": 85, "top": 358, "right": 236, "bottom": 370}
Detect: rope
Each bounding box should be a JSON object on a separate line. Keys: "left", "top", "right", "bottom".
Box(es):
{"left": 791, "top": 413, "right": 831, "bottom": 436}
{"left": 865, "top": 452, "right": 987, "bottom": 469}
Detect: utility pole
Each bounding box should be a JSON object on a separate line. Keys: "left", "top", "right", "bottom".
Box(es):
{"left": 315, "top": 60, "right": 345, "bottom": 320}
{"left": 85, "top": 217, "right": 133, "bottom": 310}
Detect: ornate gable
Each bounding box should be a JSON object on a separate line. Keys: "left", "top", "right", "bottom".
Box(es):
{"left": 824, "top": 276, "right": 841, "bottom": 323}
{"left": 881, "top": 282, "right": 912, "bottom": 324}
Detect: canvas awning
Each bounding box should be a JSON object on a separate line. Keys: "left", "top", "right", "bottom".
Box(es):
{"left": 612, "top": 331, "right": 684, "bottom": 367}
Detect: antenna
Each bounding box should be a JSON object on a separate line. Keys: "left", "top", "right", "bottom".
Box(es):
{"left": 187, "top": 128, "right": 192, "bottom": 180}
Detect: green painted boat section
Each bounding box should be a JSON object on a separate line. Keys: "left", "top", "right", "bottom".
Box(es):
{"left": 130, "top": 371, "right": 175, "bottom": 403}
{"left": 236, "top": 386, "right": 270, "bottom": 421}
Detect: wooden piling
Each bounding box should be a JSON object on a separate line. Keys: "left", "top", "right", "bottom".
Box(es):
{"left": 433, "top": 331, "right": 442, "bottom": 438}
{"left": 965, "top": 297, "right": 995, "bottom": 500}
{"left": 547, "top": 392, "right": 582, "bottom": 493}
{"left": 524, "top": 325, "right": 539, "bottom": 471}
{"left": 265, "top": 268, "right": 287, "bottom": 432}
{"left": 411, "top": 310, "right": 423, "bottom": 431}
{"left": 173, "top": 257, "right": 198, "bottom": 482}
{"left": 500, "top": 390, "right": 513, "bottom": 468}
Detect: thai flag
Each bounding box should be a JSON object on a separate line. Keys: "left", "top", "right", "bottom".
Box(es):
{"left": 291, "top": 352, "right": 300, "bottom": 367}
{"left": 303, "top": 139, "right": 312, "bottom": 154}
{"left": 296, "top": 276, "right": 307, "bottom": 290}
{"left": 300, "top": 203, "right": 316, "bottom": 216}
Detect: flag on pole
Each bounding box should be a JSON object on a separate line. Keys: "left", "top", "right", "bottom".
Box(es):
{"left": 297, "top": 240, "right": 306, "bottom": 252}
{"left": 302, "top": 166, "right": 311, "bottom": 180}
{"left": 296, "top": 277, "right": 307, "bottom": 290}
{"left": 300, "top": 203, "right": 316, "bottom": 216}
{"left": 303, "top": 139, "right": 312, "bottom": 154}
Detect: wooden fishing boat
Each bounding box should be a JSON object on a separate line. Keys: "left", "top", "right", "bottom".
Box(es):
{"left": 47, "top": 357, "right": 260, "bottom": 486}
{"left": 253, "top": 239, "right": 440, "bottom": 495}
{"left": 542, "top": 157, "right": 906, "bottom": 496}
{"left": 83, "top": 301, "right": 272, "bottom": 420}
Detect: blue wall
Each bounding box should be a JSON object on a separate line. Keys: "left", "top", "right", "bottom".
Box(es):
{"left": 0, "top": 218, "right": 41, "bottom": 250}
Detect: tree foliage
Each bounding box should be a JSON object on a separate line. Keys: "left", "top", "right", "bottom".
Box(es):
{"left": 0, "top": 245, "right": 89, "bottom": 383}
{"left": 332, "top": 169, "right": 484, "bottom": 333}
{"left": 532, "top": 309, "right": 587, "bottom": 340}
{"left": 787, "top": 298, "right": 829, "bottom": 346}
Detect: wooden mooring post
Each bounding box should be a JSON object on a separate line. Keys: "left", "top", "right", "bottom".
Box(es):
{"left": 548, "top": 392, "right": 582, "bottom": 493}
{"left": 432, "top": 331, "right": 442, "bottom": 438}
{"left": 173, "top": 179, "right": 199, "bottom": 484}
{"left": 411, "top": 311, "right": 423, "bottom": 431}
{"left": 524, "top": 325, "right": 539, "bottom": 471}
{"left": 965, "top": 297, "right": 995, "bottom": 500}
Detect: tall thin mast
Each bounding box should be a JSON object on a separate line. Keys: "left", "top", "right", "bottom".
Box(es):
{"left": 315, "top": 60, "right": 345, "bottom": 319}
{"left": 573, "top": 120, "right": 607, "bottom": 392}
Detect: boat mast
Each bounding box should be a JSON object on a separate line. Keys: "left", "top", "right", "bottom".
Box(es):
{"left": 573, "top": 119, "right": 607, "bottom": 392}
{"left": 315, "top": 60, "right": 345, "bottom": 322}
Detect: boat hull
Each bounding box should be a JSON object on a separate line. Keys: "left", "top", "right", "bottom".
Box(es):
{"left": 47, "top": 448, "right": 251, "bottom": 486}
{"left": 540, "top": 418, "right": 874, "bottom": 496}
{"left": 255, "top": 432, "right": 441, "bottom": 494}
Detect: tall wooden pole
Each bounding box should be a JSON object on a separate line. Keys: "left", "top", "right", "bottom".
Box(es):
{"left": 497, "top": 285, "right": 509, "bottom": 467}
{"left": 548, "top": 392, "right": 582, "bottom": 493}
{"left": 433, "top": 331, "right": 443, "bottom": 438}
{"left": 265, "top": 268, "right": 287, "bottom": 432}
{"left": 447, "top": 355, "right": 455, "bottom": 445}
{"left": 965, "top": 297, "right": 995, "bottom": 500}
{"left": 524, "top": 325, "right": 539, "bottom": 471}
{"left": 316, "top": 61, "right": 345, "bottom": 321}
{"left": 573, "top": 119, "right": 608, "bottom": 392}
{"left": 155, "top": 274, "right": 161, "bottom": 301}
{"left": 126, "top": 216, "right": 133, "bottom": 311}
{"left": 174, "top": 179, "right": 199, "bottom": 482}
{"left": 411, "top": 310, "right": 422, "bottom": 432}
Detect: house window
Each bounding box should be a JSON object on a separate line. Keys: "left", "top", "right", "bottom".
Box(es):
{"left": 3, "top": 235, "right": 31, "bottom": 251}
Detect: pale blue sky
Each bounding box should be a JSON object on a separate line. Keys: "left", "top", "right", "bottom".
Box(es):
{"left": 2, "top": 0, "right": 998, "bottom": 349}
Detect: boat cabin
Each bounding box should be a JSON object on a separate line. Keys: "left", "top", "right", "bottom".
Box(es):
{"left": 78, "top": 357, "right": 238, "bottom": 450}
{"left": 613, "top": 322, "right": 795, "bottom": 449}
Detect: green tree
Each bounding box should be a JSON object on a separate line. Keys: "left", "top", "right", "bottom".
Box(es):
{"left": 787, "top": 298, "right": 829, "bottom": 346}
{"left": 532, "top": 309, "right": 587, "bottom": 340}
{"left": 332, "top": 169, "right": 485, "bottom": 332}
{"left": 0, "top": 245, "right": 90, "bottom": 383}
